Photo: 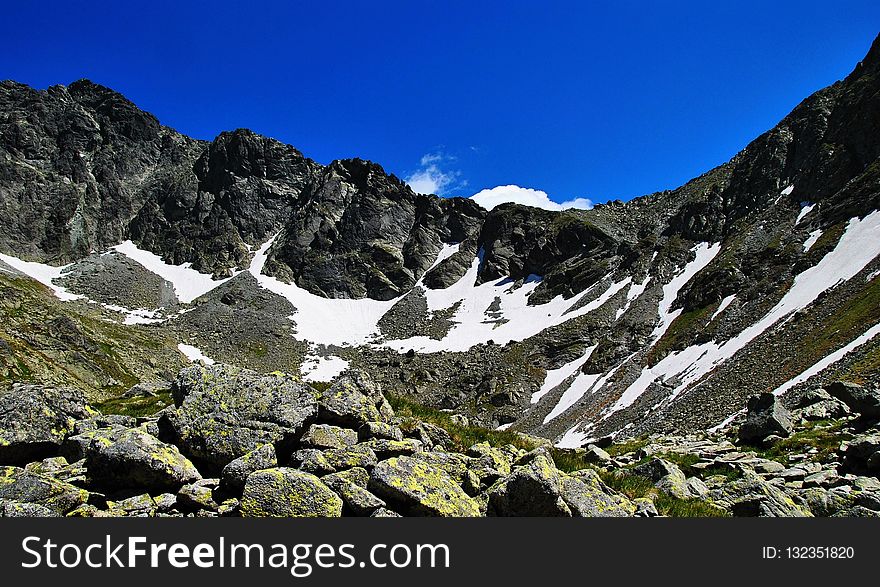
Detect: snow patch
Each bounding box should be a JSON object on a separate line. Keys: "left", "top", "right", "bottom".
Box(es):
{"left": 773, "top": 322, "right": 880, "bottom": 396}
{"left": 300, "top": 355, "right": 350, "bottom": 382}
{"left": 650, "top": 243, "right": 721, "bottom": 342}
{"left": 802, "top": 229, "right": 822, "bottom": 252}
{"left": 0, "top": 253, "right": 83, "bottom": 301}
{"left": 795, "top": 203, "right": 816, "bottom": 226}
{"left": 781, "top": 184, "right": 794, "bottom": 196}
{"left": 113, "top": 241, "right": 231, "bottom": 304}
{"left": 102, "top": 304, "right": 164, "bottom": 325}
{"left": 711, "top": 295, "right": 736, "bottom": 321}
{"left": 177, "top": 343, "right": 215, "bottom": 365}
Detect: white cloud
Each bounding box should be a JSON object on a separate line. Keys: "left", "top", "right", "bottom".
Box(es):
{"left": 405, "top": 152, "right": 465, "bottom": 196}
{"left": 469, "top": 185, "right": 593, "bottom": 211}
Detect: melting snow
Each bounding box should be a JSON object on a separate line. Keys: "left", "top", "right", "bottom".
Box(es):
{"left": 802, "top": 229, "right": 822, "bottom": 252}
{"left": 301, "top": 355, "right": 350, "bottom": 382}
{"left": 795, "top": 203, "right": 816, "bottom": 226}
{"left": 113, "top": 241, "right": 232, "bottom": 304}
{"left": 102, "top": 304, "right": 164, "bottom": 325}
{"left": 608, "top": 210, "right": 880, "bottom": 415}
{"left": 711, "top": 295, "right": 736, "bottom": 321}
{"left": 773, "top": 322, "right": 880, "bottom": 396}
{"left": 781, "top": 185, "right": 795, "bottom": 196}
{"left": 0, "top": 253, "right": 83, "bottom": 301}
{"left": 177, "top": 343, "right": 215, "bottom": 365}
{"left": 650, "top": 242, "right": 721, "bottom": 342}
{"left": 531, "top": 354, "right": 588, "bottom": 404}
{"left": 616, "top": 276, "right": 651, "bottom": 320}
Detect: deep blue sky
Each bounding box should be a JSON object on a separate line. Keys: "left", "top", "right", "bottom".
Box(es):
{"left": 3, "top": 1, "right": 879, "bottom": 204}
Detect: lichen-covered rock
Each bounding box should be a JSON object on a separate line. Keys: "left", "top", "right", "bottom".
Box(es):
{"left": 359, "top": 438, "right": 423, "bottom": 459}
{"left": 0, "top": 383, "right": 92, "bottom": 465}
{"left": 410, "top": 451, "right": 471, "bottom": 482}
{"left": 709, "top": 471, "right": 812, "bottom": 517}
{"left": 74, "top": 426, "right": 201, "bottom": 491}
{"left": 178, "top": 478, "right": 221, "bottom": 511}
{"left": 0, "top": 498, "right": 57, "bottom": 517}
{"left": 486, "top": 455, "right": 571, "bottom": 516}
{"left": 369, "top": 456, "right": 480, "bottom": 517}
{"left": 827, "top": 381, "right": 880, "bottom": 419}
{"left": 466, "top": 442, "right": 512, "bottom": 486}
{"left": 300, "top": 424, "right": 358, "bottom": 450}
{"left": 322, "top": 474, "right": 386, "bottom": 516}
{"left": 358, "top": 422, "right": 404, "bottom": 442}
{"left": 317, "top": 372, "right": 392, "bottom": 427}
{"left": 323, "top": 445, "right": 378, "bottom": 471}
{"left": 107, "top": 493, "right": 156, "bottom": 517}
{"left": 562, "top": 469, "right": 635, "bottom": 517}
{"left": 241, "top": 468, "right": 342, "bottom": 517}
{"left": 631, "top": 458, "right": 692, "bottom": 500}
{"left": 221, "top": 443, "right": 277, "bottom": 492}
{"left": 0, "top": 466, "right": 89, "bottom": 515}
{"left": 738, "top": 393, "right": 794, "bottom": 444}
{"left": 165, "top": 364, "right": 318, "bottom": 467}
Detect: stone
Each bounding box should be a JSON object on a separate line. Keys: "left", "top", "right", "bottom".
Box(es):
{"left": 73, "top": 426, "right": 201, "bottom": 491}
{"left": 358, "top": 422, "right": 404, "bottom": 442}
{"left": 686, "top": 477, "right": 710, "bottom": 498}
{"left": 633, "top": 497, "right": 659, "bottom": 517}
{"left": 738, "top": 393, "right": 794, "bottom": 443}
{"left": 359, "top": 438, "right": 423, "bottom": 459}
{"left": 316, "top": 372, "right": 392, "bottom": 427}
{"left": 842, "top": 434, "right": 880, "bottom": 474}
{"left": 323, "top": 467, "right": 370, "bottom": 489}
{"left": 178, "top": 479, "right": 221, "bottom": 511}
{"left": 370, "top": 507, "right": 402, "bottom": 517}
{"left": 631, "top": 458, "right": 691, "bottom": 500}
{"left": 0, "top": 383, "right": 92, "bottom": 465}
{"left": 826, "top": 381, "right": 880, "bottom": 419}
{"left": 709, "top": 471, "right": 812, "bottom": 517}
{"left": 164, "top": 364, "right": 317, "bottom": 467}
{"left": 369, "top": 456, "right": 480, "bottom": 517}
{"left": 486, "top": 455, "right": 571, "bottom": 516}
{"left": 241, "top": 468, "right": 342, "bottom": 517}
{"left": 322, "top": 474, "right": 385, "bottom": 516}
{"left": 300, "top": 424, "right": 358, "bottom": 450}
{"left": 0, "top": 466, "right": 89, "bottom": 515}
{"left": 0, "top": 498, "right": 57, "bottom": 517}
{"left": 563, "top": 469, "right": 635, "bottom": 516}
{"left": 221, "top": 443, "right": 277, "bottom": 492}
{"left": 466, "top": 442, "right": 512, "bottom": 485}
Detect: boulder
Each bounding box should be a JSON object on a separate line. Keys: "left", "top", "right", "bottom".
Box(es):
{"left": 164, "top": 364, "right": 318, "bottom": 467}
{"left": 73, "top": 426, "right": 201, "bottom": 491}
{"left": 466, "top": 442, "right": 512, "bottom": 486}
{"left": 486, "top": 455, "right": 571, "bottom": 516}
{"left": 221, "top": 443, "right": 277, "bottom": 492}
{"left": 630, "top": 458, "right": 692, "bottom": 500}
{"left": 178, "top": 479, "right": 221, "bottom": 511}
{"left": 0, "top": 383, "right": 92, "bottom": 465}
{"left": 842, "top": 434, "right": 880, "bottom": 475}
{"left": 737, "top": 393, "right": 794, "bottom": 444}
{"left": 240, "top": 468, "right": 342, "bottom": 517}
{"left": 360, "top": 438, "right": 423, "bottom": 459}
{"left": 317, "top": 372, "right": 393, "bottom": 427}
{"left": 0, "top": 498, "right": 57, "bottom": 517}
{"left": 300, "top": 424, "right": 358, "bottom": 450}
{"left": 0, "top": 466, "right": 89, "bottom": 515}
{"left": 358, "top": 422, "right": 404, "bottom": 442}
{"left": 321, "top": 474, "right": 386, "bottom": 516}
{"left": 563, "top": 469, "right": 635, "bottom": 516}
{"left": 709, "top": 471, "right": 812, "bottom": 517}
{"left": 369, "top": 456, "right": 480, "bottom": 517}
{"left": 826, "top": 381, "right": 880, "bottom": 419}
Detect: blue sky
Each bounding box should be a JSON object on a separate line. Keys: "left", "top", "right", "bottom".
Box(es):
{"left": 3, "top": 1, "right": 879, "bottom": 208}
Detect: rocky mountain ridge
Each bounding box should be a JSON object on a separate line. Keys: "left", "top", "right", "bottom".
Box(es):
{"left": 1, "top": 34, "right": 880, "bottom": 449}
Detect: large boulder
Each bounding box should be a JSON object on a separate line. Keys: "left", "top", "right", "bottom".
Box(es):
{"left": 486, "top": 455, "right": 571, "bottom": 516}
{"left": 630, "top": 458, "right": 692, "bottom": 500}
{"left": 240, "top": 468, "right": 342, "bottom": 517}
{"left": 221, "top": 443, "right": 277, "bottom": 492}
{"left": 0, "top": 383, "right": 92, "bottom": 465}
{"left": 708, "top": 471, "right": 811, "bottom": 517}
{"left": 369, "top": 456, "right": 480, "bottom": 517}
{"left": 72, "top": 426, "right": 201, "bottom": 491}
{"left": 0, "top": 466, "right": 89, "bottom": 515}
{"left": 827, "top": 381, "right": 880, "bottom": 419}
{"left": 164, "top": 364, "right": 318, "bottom": 467}
{"left": 321, "top": 473, "right": 386, "bottom": 516}
{"left": 842, "top": 434, "right": 880, "bottom": 475}
{"left": 0, "top": 498, "right": 57, "bottom": 517}
{"left": 317, "top": 371, "right": 394, "bottom": 427}
{"left": 738, "top": 393, "right": 794, "bottom": 444}
{"left": 563, "top": 469, "right": 635, "bottom": 517}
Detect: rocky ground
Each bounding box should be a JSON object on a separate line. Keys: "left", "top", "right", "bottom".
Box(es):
{"left": 2, "top": 362, "right": 879, "bottom": 517}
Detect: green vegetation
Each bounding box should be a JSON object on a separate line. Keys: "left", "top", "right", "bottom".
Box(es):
{"left": 597, "top": 470, "right": 729, "bottom": 517}
{"left": 96, "top": 390, "right": 174, "bottom": 418}
{"left": 387, "top": 393, "right": 539, "bottom": 453}
{"left": 744, "top": 420, "right": 851, "bottom": 465}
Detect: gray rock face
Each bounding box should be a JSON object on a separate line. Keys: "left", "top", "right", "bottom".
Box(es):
{"left": 240, "top": 468, "right": 342, "bottom": 517}
{"left": 0, "top": 383, "right": 92, "bottom": 465}
{"left": 487, "top": 455, "right": 572, "bottom": 516}
{"left": 0, "top": 466, "right": 89, "bottom": 515}
{"left": 827, "top": 381, "right": 880, "bottom": 419}
{"left": 316, "top": 371, "right": 393, "bottom": 428}
{"left": 369, "top": 456, "right": 480, "bottom": 517}
{"left": 220, "top": 443, "right": 277, "bottom": 492}
{"left": 0, "top": 498, "right": 57, "bottom": 517}
{"left": 165, "top": 364, "right": 317, "bottom": 467}
{"left": 631, "top": 458, "right": 692, "bottom": 500}
{"left": 73, "top": 426, "right": 201, "bottom": 491}
{"left": 709, "top": 472, "right": 811, "bottom": 517}
{"left": 300, "top": 424, "right": 358, "bottom": 450}
{"left": 738, "top": 393, "right": 794, "bottom": 444}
